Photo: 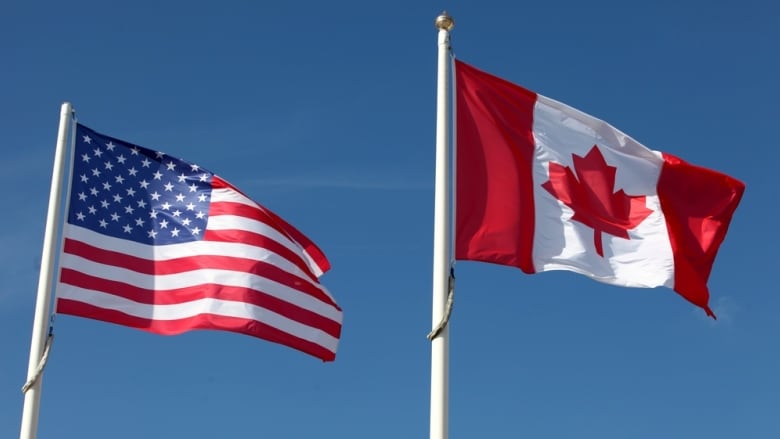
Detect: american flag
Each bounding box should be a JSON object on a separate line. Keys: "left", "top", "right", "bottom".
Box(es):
{"left": 56, "top": 123, "right": 342, "bottom": 361}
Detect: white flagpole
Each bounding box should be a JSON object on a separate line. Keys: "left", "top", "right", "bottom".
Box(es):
{"left": 431, "top": 12, "right": 454, "bottom": 439}
{"left": 20, "top": 102, "right": 73, "bottom": 439}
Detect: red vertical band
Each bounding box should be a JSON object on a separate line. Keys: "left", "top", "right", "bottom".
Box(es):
{"left": 454, "top": 60, "right": 538, "bottom": 273}
{"left": 657, "top": 153, "right": 745, "bottom": 317}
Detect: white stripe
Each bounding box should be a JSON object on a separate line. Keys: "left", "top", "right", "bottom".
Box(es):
{"left": 64, "top": 224, "right": 317, "bottom": 283}
{"left": 59, "top": 252, "right": 342, "bottom": 323}
{"left": 207, "top": 214, "right": 304, "bottom": 257}
{"left": 211, "top": 186, "right": 257, "bottom": 207}
{"left": 58, "top": 285, "right": 339, "bottom": 353}
{"left": 211, "top": 188, "right": 325, "bottom": 277}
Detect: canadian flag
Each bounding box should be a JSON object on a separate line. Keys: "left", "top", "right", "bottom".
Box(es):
{"left": 455, "top": 60, "right": 745, "bottom": 317}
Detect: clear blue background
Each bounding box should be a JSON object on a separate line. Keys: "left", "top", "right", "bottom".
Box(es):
{"left": 2, "top": 1, "right": 777, "bottom": 438}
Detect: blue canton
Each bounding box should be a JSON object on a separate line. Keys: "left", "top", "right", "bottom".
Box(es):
{"left": 69, "top": 124, "right": 214, "bottom": 245}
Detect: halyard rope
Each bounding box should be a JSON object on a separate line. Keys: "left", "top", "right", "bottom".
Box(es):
{"left": 21, "top": 331, "right": 54, "bottom": 394}
{"left": 427, "top": 268, "right": 455, "bottom": 340}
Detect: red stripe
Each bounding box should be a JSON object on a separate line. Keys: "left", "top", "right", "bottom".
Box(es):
{"left": 454, "top": 60, "right": 537, "bottom": 273}
{"left": 657, "top": 153, "right": 745, "bottom": 318}
{"left": 204, "top": 227, "right": 318, "bottom": 283}
{"left": 63, "top": 237, "right": 335, "bottom": 307}
{"left": 260, "top": 206, "right": 331, "bottom": 273}
{"left": 211, "top": 176, "right": 331, "bottom": 273}
{"left": 209, "top": 199, "right": 318, "bottom": 282}
{"left": 57, "top": 298, "right": 336, "bottom": 361}
{"left": 59, "top": 268, "right": 342, "bottom": 337}
{"left": 208, "top": 200, "right": 289, "bottom": 241}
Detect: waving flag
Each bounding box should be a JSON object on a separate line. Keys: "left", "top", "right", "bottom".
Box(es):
{"left": 57, "top": 124, "right": 342, "bottom": 360}
{"left": 455, "top": 60, "right": 744, "bottom": 317}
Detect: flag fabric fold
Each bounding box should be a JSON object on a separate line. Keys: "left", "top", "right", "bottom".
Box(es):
{"left": 454, "top": 59, "right": 744, "bottom": 317}
{"left": 56, "top": 124, "right": 342, "bottom": 360}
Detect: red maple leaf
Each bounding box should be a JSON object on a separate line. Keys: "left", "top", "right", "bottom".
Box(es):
{"left": 541, "top": 145, "right": 653, "bottom": 257}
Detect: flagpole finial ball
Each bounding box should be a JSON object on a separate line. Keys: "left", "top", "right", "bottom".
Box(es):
{"left": 435, "top": 12, "right": 454, "bottom": 31}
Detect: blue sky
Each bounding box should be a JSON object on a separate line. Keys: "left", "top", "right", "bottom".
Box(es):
{"left": 2, "top": 1, "right": 778, "bottom": 438}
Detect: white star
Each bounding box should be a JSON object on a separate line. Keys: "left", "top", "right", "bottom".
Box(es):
{"left": 104, "top": 161, "right": 114, "bottom": 171}
{"left": 99, "top": 219, "right": 108, "bottom": 228}
{"left": 128, "top": 167, "right": 138, "bottom": 177}
{"left": 124, "top": 205, "right": 134, "bottom": 214}
{"left": 115, "top": 175, "right": 125, "bottom": 184}
{"left": 101, "top": 200, "right": 110, "bottom": 209}
{"left": 159, "top": 219, "right": 169, "bottom": 229}
{"left": 126, "top": 187, "right": 136, "bottom": 197}
{"left": 139, "top": 180, "right": 150, "bottom": 189}
{"left": 153, "top": 171, "right": 163, "bottom": 180}
{"left": 106, "top": 142, "right": 116, "bottom": 151}
{"left": 160, "top": 202, "right": 171, "bottom": 210}
{"left": 166, "top": 161, "right": 176, "bottom": 171}
{"left": 181, "top": 218, "right": 191, "bottom": 226}
{"left": 116, "top": 154, "right": 126, "bottom": 164}
{"left": 90, "top": 187, "right": 99, "bottom": 196}
{"left": 111, "top": 212, "right": 120, "bottom": 221}
{"left": 191, "top": 226, "right": 201, "bottom": 236}
{"left": 93, "top": 148, "right": 103, "bottom": 158}
{"left": 135, "top": 217, "right": 145, "bottom": 227}
{"left": 81, "top": 153, "right": 91, "bottom": 162}
{"left": 197, "top": 193, "right": 208, "bottom": 202}
{"left": 175, "top": 193, "right": 185, "bottom": 202}
{"left": 137, "top": 199, "right": 147, "bottom": 208}
{"left": 88, "top": 205, "right": 97, "bottom": 214}
{"left": 83, "top": 135, "right": 92, "bottom": 144}
{"left": 186, "top": 202, "right": 196, "bottom": 211}
{"left": 150, "top": 191, "right": 161, "bottom": 201}
{"left": 78, "top": 192, "right": 87, "bottom": 201}
{"left": 76, "top": 212, "right": 85, "bottom": 221}
{"left": 141, "top": 158, "right": 152, "bottom": 168}
{"left": 123, "top": 224, "right": 132, "bottom": 233}
{"left": 80, "top": 174, "right": 89, "bottom": 183}
{"left": 177, "top": 173, "right": 187, "bottom": 183}
{"left": 156, "top": 151, "right": 165, "bottom": 159}
{"left": 148, "top": 229, "right": 158, "bottom": 238}
{"left": 149, "top": 209, "right": 158, "bottom": 219}
{"left": 163, "top": 182, "right": 174, "bottom": 191}
{"left": 195, "top": 211, "right": 205, "bottom": 219}
{"left": 171, "top": 228, "right": 180, "bottom": 237}
{"left": 103, "top": 182, "right": 112, "bottom": 191}
{"left": 199, "top": 173, "right": 208, "bottom": 182}
{"left": 113, "top": 194, "right": 123, "bottom": 203}
{"left": 92, "top": 168, "right": 101, "bottom": 177}
{"left": 190, "top": 164, "right": 200, "bottom": 172}
{"left": 188, "top": 183, "right": 198, "bottom": 193}
{"left": 131, "top": 147, "right": 140, "bottom": 155}
{"left": 172, "top": 209, "right": 182, "bottom": 217}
